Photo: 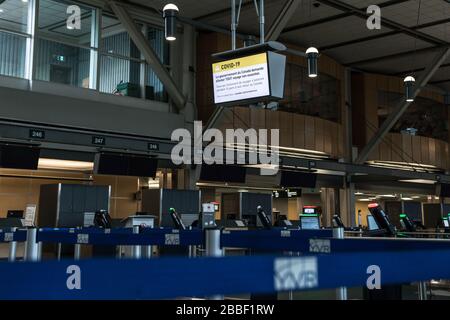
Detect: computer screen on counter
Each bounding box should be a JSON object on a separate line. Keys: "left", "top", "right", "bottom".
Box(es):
{"left": 367, "top": 215, "right": 379, "bottom": 230}
{"left": 300, "top": 216, "right": 320, "bottom": 230}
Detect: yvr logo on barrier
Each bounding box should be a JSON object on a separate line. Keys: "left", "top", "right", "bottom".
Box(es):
{"left": 171, "top": 121, "right": 280, "bottom": 175}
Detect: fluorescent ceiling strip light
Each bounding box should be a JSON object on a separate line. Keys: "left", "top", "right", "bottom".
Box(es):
{"left": 38, "top": 158, "right": 94, "bottom": 171}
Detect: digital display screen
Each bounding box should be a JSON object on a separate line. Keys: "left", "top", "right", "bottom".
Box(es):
{"left": 444, "top": 219, "right": 449, "bottom": 228}
{"left": 212, "top": 53, "right": 270, "bottom": 104}
{"left": 300, "top": 216, "right": 320, "bottom": 230}
{"left": 235, "top": 220, "right": 245, "bottom": 227}
{"left": 303, "top": 208, "right": 316, "bottom": 214}
{"left": 367, "top": 215, "right": 379, "bottom": 230}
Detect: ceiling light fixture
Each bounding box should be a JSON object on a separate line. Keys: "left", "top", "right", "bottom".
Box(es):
{"left": 162, "top": 4, "right": 179, "bottom": 41}
{"left": 404, "top": 76, "right": 416, "bottom": 102}
{"left": 306, "top": 47, "right": 319, "bottom": 78}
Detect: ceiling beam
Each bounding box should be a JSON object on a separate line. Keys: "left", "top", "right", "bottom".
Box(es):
{"left": 282, "top": 12, "right": 351, "bottom": 33}
{"left": 109, "top": 1, "right": 186, "bottom": 111}
{"left": 315, "top": 0, "right": 447, "bottom": 46}
{"left": 394, "top": 63, "right": 450, "bottom": 77}
{"left": 355, "top": 47, "right": 450, "bottom": 164}
{"left": 430, "top": 79, "right": 450, "bottom": 85}
{"left": 265, "top": 0, "right": 301, "bottom": 41}
{"left": 282, "top": 0, "right": 409, "bottom": 34}
{"left": 194, "top": 0, "right": 254, "bottom": 21}
{"left": 321, "top": 17, "right": 450, "bottom": 51}
{"left": 346, "top": 45, "right": 447, "bottom": 67}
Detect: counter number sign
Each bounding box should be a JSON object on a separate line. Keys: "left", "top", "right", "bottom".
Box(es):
{"left": 148, "top": 142, "right": 159, "bottom": 151}
{"left": 29, "top": 129, "right": 45, "bottom": 139}
{"left": 92, "top": 136, "right": 106, "bottom": 145}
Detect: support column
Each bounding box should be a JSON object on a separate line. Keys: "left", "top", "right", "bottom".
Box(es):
{"left": 344, "top": 68, "right": 353, "bottom": 162}
{"left": 89, "top": 8, "right": 101, "bottom": 90}
{"left": 341, "top": 179, "right": 356, "bottom": 227}
{"left": 139, "top": 24, "right": 148, "bottom": 99}
{"left": 8, "top": 227, "right": 17, "bottom": 262}
{"left": 132, "top": 225, "right": 141, "bottom": 259}
{"left": 205, "top": 228, "right": 223, "bottom": 300}
{"left": 181, "top": 24, "right": 196, "bottom": 127}
{"left": 333, "top": 227, "right": 348, "bottom": 300}
{"left": 25, "top": 0, "right": 38, "bottom": 83}
{"left": 74, "top": 244, "right": 81, "bottom": 260}
{"left": 320, "top": 188, "right": 335, "bottom": 227}
{"left": 24, "top": 228, "right": 40, "bottom": 262}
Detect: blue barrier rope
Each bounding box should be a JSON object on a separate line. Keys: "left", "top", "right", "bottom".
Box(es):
{"left": 36, "top": 228, "right": 204, "bottom": 246}
{"left": 5, "top": 226, "right": 450, "bottom": 255}
{"left": 222, "top": 229, "right": 450, "bottom": 253}
{"left": 221, "top": 229, "right": 332, "bottom": 251}
{"left": 1, "top": 249, "right": 450, "bottom": 299}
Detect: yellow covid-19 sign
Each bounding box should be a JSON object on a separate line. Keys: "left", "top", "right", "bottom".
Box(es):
{"left": 212, "top": 53, "right": 268, "bottom": 74}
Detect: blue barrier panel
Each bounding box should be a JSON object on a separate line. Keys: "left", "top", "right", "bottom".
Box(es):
{"left": 221, "top": 229, "right": 333, "bottom": 251}
{"left": 37, "top": 227, "right": 135, "bottom": 235}
{"left": 327, "top": 237, "right": 450, "bottom": 253}
{"left": 140, "top": 228, "right": 204, "bottom": 246}
{"left": 0, "top": 229, "right": 27, "bottom": 242}
{"left": 221, "top": 228, "right": 450, "bottom": 253}
{"left": 36, "top": 228, "right": 203, "bottom": 246}
{"left": 1, "top": 249, "right": 450, "bottom": 299}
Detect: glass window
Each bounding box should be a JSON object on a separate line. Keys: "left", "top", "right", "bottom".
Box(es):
{"left": 99, "top": 54, "right": 140, "bottom": 95}
{"left": 378, "top": 91, "right": 449, "bottom": 141}
{"left": 277, "top": 63, "right": 341, "bottom": 122}
{"left": 0, "top": 0, "right": 29, "bottom": 34}
{"left": 99, "top": 15, "right": 141, "bottom": 96}
{"left": 38, "top": 0, "right": 94, "bottom": 48}
{"left": 146, "top": 27, "right": 168, "bottom": 102}
{"left": 34, "top": 38, "right": 90, "bottom": 87}
{"left": 35, "top": 0, "right": 96, "bottom": 88}
{"left": 99, "top": 15, "right": 169, "bottom": 102}
{"left": 0, "top": 31, "right": 26, "bottom": 78}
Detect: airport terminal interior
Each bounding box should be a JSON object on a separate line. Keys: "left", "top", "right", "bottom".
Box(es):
{"left": 0, "top": 0, "right": 450, "bottom": 302}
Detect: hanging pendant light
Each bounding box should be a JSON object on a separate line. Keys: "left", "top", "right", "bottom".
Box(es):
{"left": 404, "top": 76, "right": 416, "bottom": 102}
{"left": 163, "top": 4, "right": 179, "bottom": 41}
{"left": 306, "top": 47, "right": 319, "bottom": 78}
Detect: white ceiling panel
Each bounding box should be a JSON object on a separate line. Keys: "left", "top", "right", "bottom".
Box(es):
{"left": 280, "top": 15, "right": 394, "bottom": 49}
{"left": 283, "top": 0, "right": 343, "bottom": 29}
{"left": 326, "top": 33, "right": 432, "bottom": 65}
{"left": 418, "top": 22, "right": 450, "bottom": 43}
{"left": 355, "top": 50, "right": 443, "bottom": 74}
{"left": 339, "top": 0, "right": 394, "bottom": 7}
{"left": 382, "top": 0, "right": 450, "bottom": 28}
{"left": 430, "top": 65, "right": 450, "bottom": 83}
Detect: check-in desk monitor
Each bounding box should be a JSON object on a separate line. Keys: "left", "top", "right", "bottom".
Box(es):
{"left": 218, "top": 219, "right": 248, "bottom": 229}
{"left": 443, "top": 218, "right": 449, "bottom": 228}
{"left": 235, "top": 220, "right": 246, "bottom": 227}
{"left": 7, "top": 210, "right": 24, "bottom": 218}
{"left": 242, "top": 214, "right": 257, "bottom": 227}
{"left": 367, "top": 214, "right": 379, "bottom": 230}
{"left": 300, "top": 215, "right": 320, "bottom": 230}
{"left": 303, "top": 206, "right": 318, "bottom": 214}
